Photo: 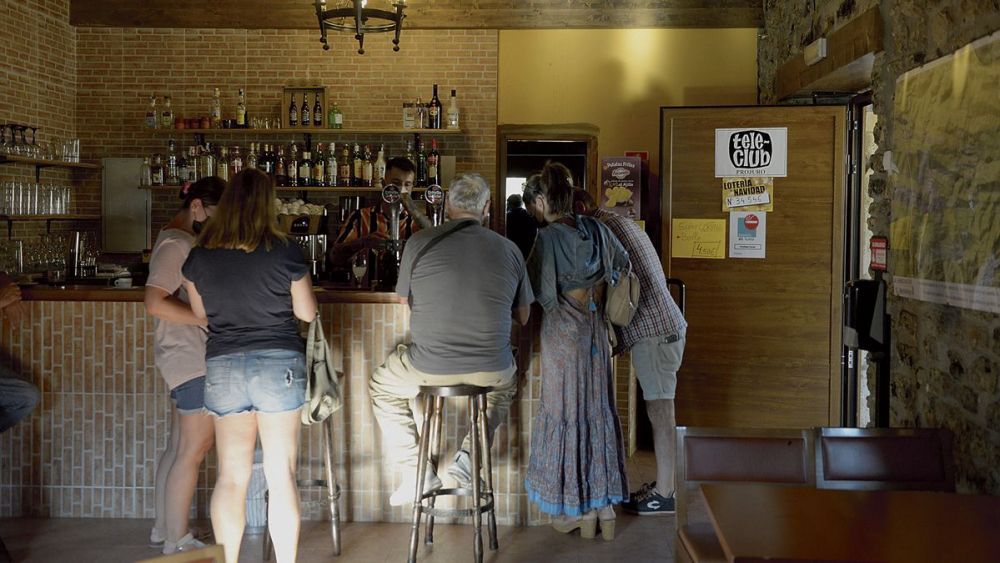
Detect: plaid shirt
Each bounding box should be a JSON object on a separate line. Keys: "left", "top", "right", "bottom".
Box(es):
{"left": 335, "top": 205, "right": 420, "bottom": 245}
{"left": 595, "top": 209, "right": 686, "bottom": 353}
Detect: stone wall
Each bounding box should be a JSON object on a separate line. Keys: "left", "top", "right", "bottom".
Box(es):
{"left": 758, "top": 0, "right": 1000, "bottom": 494}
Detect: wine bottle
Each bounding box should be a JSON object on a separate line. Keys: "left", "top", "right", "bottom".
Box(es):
{"left": 351, "top": 143, "right": 363, "bottom": 187}
{"left": 446, "top": 89, "right": 460, "bottom": 130}
{"left": 299, "top": 151, "right": 313, "bottom": 187}
{"left": 236, "top": 89, "right": 247, "bottom": 128}
{"left": 325, "top": 143, "right": 338, "bottom": 187}
{"left": 428, "top": 84, "right": 443, "bottom": 129}
{"left": 338, "top": 144, "right": 352, "bottom": 187}
{"left": 361, "top": 144, "right": 374, "bottom": 187}
{"left": 427, "top": 139, "right": 440, "bottom": 186}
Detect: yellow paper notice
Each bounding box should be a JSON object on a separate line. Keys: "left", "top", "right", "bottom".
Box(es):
{"left": 672, "top": 219, "right": 726, "bottom": 259}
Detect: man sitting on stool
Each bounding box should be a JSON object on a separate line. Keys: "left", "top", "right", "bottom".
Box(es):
{"left": 369, "top": 173, "right": 533, "bottom": 505}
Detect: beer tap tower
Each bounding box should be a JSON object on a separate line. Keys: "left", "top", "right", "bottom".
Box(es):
{"left": 424, "top": 184, "right": 445, "bottom": 226}
{"left": 378, "top": 183, "right": 404, "bottom": 290}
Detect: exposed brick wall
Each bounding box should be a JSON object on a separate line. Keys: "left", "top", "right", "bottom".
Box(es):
{"left": 74, "top": 27, "right": 498, "bottom": 240}
{"left": 0, "top": 0, "right": 92, "bottom": 241}
{"left": 758, "top": 0, "right": 1000, "bottom": 494}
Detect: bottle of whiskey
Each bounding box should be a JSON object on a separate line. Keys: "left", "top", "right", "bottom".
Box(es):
{"left": 288, "top": 95, "right": 298, "bottom": 127}
{"left": 361, "top": 144, "right": 374, "bottom": 187}
{"left": 177, "top": 147, "right": 189, "bottom": 183}
{"left": 287, "top": 145, "right": 299, "bottom": 187}
{"left": 351, "top": 143, "right": 363, "bottom": 187}
{"left": 428, "top": 84, "right": 443, "bottom": 129}
{"left": 161, "top": 95, "right": 174, "bottom": 129}
{"left": 216, "top": 146, "right": 230, "bottom": 181}
{"left": 236, "top": 89, "right": 247, "bottom": 128}
{"left": 145, "top": 95, "right": 158, "bottom": 129}
{"left": 373, "top": 144, "right": 387, "bottom": 188}
{"left": 325, "top": 143, "right": 338, "bottom": 187}
{"left": 211, "top": 88, "right": 222, "bottom": 128}
{"left": 446, "top": 89, "right": 460, "bottom": 130}
{"left": 311, "top": 146, "right": 325, "bottom": 186}
{"left": 300, "top": 94, "right": 310, "bottom": 128}
{"left": 313, "top": 93, "right": 323, "bottom": 127}
{"left": 230, "top": 145, "right": 243, "bottom": 177}
{"left": 298, "top": 151, "right": 313, "bottom": 187}
{"left": 338, "top": 144, "right": 352, "bottom": 187}
{"left": 427, "top": 139, "right": 440, "bottom": 186}
{"left": 166, "top": 140, "right": 179, "bottom": 185}
{"left": 150, "top": 153, "right": 165, "bottom": 186}
{"left": 275, "top": 146, "right": 288, "bottom": 187}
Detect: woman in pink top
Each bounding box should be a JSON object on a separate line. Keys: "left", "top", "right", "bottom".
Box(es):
{"left": 144, "top": 177, "right": 225, "bottom": 554}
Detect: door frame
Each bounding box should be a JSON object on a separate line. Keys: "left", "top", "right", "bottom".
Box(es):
{"left": 658, "top": 105, "right": 848, "bottom": 426}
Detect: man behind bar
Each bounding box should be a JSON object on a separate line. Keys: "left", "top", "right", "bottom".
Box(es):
{"left": 369, "top": 173, "right": 533, "bottom": 505}
{"left": 0, "top": 275, "right": 39, "bottom": 434}
{"left": 574, "top": 189, "right": 687, "bottom": 516}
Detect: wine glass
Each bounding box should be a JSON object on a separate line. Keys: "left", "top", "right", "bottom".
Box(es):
{"left": 351, "top": 252, "right": 368, "bottom": 288}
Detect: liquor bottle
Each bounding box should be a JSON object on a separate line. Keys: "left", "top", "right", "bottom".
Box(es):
{"left": 216, "top": 146, "right": 230, "bottom": 181}
{"left": 428, "top": 84, "right": 443, "bottom": 129}
{"left": 187, "top": 147, "right": 198, "bottom": 181}
{"left": 313, "top": 93, "right": 323, "bottom": 127}
{"left": 300, "top": 94, "right": 310, "bottom": 128}
{"left": 275, "top": 146, "right": 288, "bottom": 187}
{"left": 230, "top": 145, "right": 243, "bottom": 178}
{"left": 288, "top": 95, "right": 298, "bottom": 127}
{"left": 338, "top": 144, "right": 352, "bottom": 187}
{"left": 414, "top": 134, "right": 427, "bottom": 186}
{"left": 311, "top": 146, "right": 325, "bottom": 186}
{"left": 299, "top": 151, "right": 313, "bottom": 187}
{"left": 287, "top": 145, "right": 299, "bottom": 187}
{"left": 236, "top": 89, "right": 247, "bottom": 128}
{"left": 139, "top": 157, "right": 152, "bottom": 187}
{"left": 414, "top": 97, "right": 427, "bottom": 129}
{"left": 446, "top": 89, "right": 460, "bottom": 130}
{"left": 161, "top": 95, "right": 174, "bottom": 129}
{"left": 330, "top": 102, "right": 343, "bottom": 129}
{"left": 211, "top": 88, "right": 222, "bottom": 128}
{"left": 199, "top": 143, "right": 215, "bottom": 180}
{"left": 351, "top": 143, "right": 363, "bottom": 187}
{"left": 166, "top": 140, "right": 179, "bottom": 185}
{"left": 145, "top": 95, "right": 158, "bottom": 129}
{"left": 150, "top": 154, "right": 164, "bottom": 186}
{"left": 427, "top": 139, "right": 440, "bottom": 186}
{"left": 404, "top": 139, "right": 415, "bottom": 164}
{"left": 325, "top": 143, "right": 338, "bottom": 187}
{"left": 361, "top": 144, "right": 374, "bottom": 187}
{"left": 177, "top": 147, "right": 189, "bottom": 183}
{"left": 246, "top": 142, "right": 258, "bottom": 170}
{"left": 373, "top": 144, "right": 386, "bottom": 188}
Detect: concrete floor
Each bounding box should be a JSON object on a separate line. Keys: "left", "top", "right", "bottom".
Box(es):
{"left": 1, "top": 452, "right": 672, "bottom": 563}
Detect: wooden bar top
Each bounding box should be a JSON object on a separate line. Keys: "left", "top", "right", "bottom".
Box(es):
{"left": 19, "top": 283, "right": 403, "bottom": 304}
{"left": 701, "top": 483, "right": 1000, "bottom": 563}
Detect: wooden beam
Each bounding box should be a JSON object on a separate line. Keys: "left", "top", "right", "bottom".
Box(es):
{"left": 775, "top": 7, "right": 884, "bottom": 100}
{"left": 70, "top": 0, "right": 763, "bottom": 30}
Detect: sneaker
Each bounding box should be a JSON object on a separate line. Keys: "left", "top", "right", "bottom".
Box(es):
{"left": 623, "top": 489, "right": 675, "bottom": 516}
{"left": 627, "top": 481, "right": 656, "bottom": 503}
{"left": 389, "top": 473, "right": 443, "bottom": 507}
{"left": 162, "top": 533, "right": 207, "bottom": 555}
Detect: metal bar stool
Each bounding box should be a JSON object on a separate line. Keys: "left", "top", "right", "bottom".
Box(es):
{"left": 264, "top": 415, "right": 342, "bottom": 559}
{"left": 408, "top": 384, "right": 498, "bottom": 563}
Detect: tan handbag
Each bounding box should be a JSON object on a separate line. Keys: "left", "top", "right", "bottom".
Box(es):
{"left": 301, "top": 315, "right": 344, "bottom": 425}
{"left": 605, "top": 262, "right": 640, "bottom": 327}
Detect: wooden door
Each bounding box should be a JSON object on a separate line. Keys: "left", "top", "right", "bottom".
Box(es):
{"left": 660, "top": 106, "right": 846, "bottom": 428}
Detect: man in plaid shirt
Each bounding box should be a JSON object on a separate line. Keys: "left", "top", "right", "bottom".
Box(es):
{"left": 574, "top": 189, "right": 687, "bottom": 516}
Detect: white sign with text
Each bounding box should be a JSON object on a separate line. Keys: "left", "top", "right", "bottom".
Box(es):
{"left": 715, "top": 127, "right": 788, "bottom": 177}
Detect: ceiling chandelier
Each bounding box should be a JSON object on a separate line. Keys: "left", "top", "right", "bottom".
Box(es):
{"left": 315, "top": 0, "right": 407, "bottom": 55}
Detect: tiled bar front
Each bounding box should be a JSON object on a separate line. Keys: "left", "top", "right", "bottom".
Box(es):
{"left": 0, "top": 288, "right": 552, "bottom": 526}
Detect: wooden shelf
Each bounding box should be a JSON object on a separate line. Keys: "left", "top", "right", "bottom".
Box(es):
{"left": 0, "top": 214, "right": 101, "bottom": 221}
{"left": 150, "top": 127, "right": 462, "bottom": 136}
{"left": 140, "top": 185, "right": 427, "bottom": 193}
{"left": 0, "top": 155, "right": 101, "bottom": 170}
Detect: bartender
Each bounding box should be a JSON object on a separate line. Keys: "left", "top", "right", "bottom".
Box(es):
{"left": 329, "top": 157, "right": 423, "bottom": 265}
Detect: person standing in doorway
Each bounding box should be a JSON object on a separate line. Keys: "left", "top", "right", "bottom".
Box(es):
{"left": 505, "top": 193, "right": 537, "bottom": 260}
{"left": 573, "top": 188, "right": 687, "bottom": 516}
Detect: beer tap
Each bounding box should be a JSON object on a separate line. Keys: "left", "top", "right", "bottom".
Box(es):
{"left": 423, "top": 184, "right": 445, "bottom": 226}
{"left": 379, "top": 183, "right": 404, "bottom": 289}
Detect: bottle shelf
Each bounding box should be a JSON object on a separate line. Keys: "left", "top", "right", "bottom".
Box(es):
{"left": 0, "top": 155, "right": 101, "bottom": 171}
{"left": 0, "top": 214, "right": 101, "bottom": 237}
{"left": 148, "top": 128, "right": 462, "bottom": 136}
{"left": 139, "top": 185, "right": 428, "bottom": 193}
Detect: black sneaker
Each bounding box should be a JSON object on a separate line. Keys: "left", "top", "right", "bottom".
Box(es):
{"left": 624, "top": 490, "right": 675, "bottom": 516}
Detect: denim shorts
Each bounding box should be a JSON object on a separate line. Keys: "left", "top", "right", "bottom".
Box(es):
{"left": 204, "top": 348, "right": 307, "bottom": 417}
{"left": 170, "top": 376, "right": 206, "bottom": 415}
{"left": 631, "top": 330, "right": 686, "bottom": 401}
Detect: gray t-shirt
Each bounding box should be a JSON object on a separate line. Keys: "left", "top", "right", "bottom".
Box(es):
{"left": 396, "top": 220, "right": 534, "bottom": 375}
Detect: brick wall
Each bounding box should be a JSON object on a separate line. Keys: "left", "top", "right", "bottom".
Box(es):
{"left": 74, "top": 27, "right": 498, "bottom": 240}
{"left": 758, "top": 0, "right": 1000, "bottom": 494}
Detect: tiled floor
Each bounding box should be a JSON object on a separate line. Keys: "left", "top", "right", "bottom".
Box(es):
{"left": 0, "top": 452, "right": 675, "bottom": 562}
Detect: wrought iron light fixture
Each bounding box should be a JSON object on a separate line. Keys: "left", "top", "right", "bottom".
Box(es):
{"left": 315, "top": 0, "right": 407, "bottom": 55}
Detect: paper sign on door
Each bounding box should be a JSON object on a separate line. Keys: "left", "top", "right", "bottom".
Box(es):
{"left": 672, "top": 219, "right": 726, "bottom": 259}
{"left": 729, "top": 212, "right": 766, "bottom": 259}
{"left": 722, "top": 177, "right": 774, "bottom": 212}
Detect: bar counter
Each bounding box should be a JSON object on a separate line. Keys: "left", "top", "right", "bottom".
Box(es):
{"left": 1, "top": 282, "right": 553, "bottom": 526}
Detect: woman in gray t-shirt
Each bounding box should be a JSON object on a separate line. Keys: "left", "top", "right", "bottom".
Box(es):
{"left": 145, "top": 177, "right": 224, "bottom": 554}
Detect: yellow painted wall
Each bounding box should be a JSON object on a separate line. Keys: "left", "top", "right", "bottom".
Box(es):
{"left": 499, "top": 29, "right": 758, "bottom": 178}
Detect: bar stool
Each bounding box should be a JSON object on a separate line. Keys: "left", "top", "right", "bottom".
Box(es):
{"left": 408, "top": 384, "right": 498, "bottom": 563}
{"left": 263, "top": 416, "right": 342, "bottom": 559}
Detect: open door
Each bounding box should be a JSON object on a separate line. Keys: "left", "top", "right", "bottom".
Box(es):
{"left": 660, "top": 106, "right": 846, "bottom": 428}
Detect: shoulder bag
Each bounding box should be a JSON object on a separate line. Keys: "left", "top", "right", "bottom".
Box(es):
{"left": 301, "top": 314, "right": 344, "bottom": 425}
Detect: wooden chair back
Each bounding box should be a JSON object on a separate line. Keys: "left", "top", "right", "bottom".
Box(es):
{"left": 135, "top": 545, "right": 225, "bottom": 563}
{"left": 815, "top": 427, "right": 955, "bottom": 491}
